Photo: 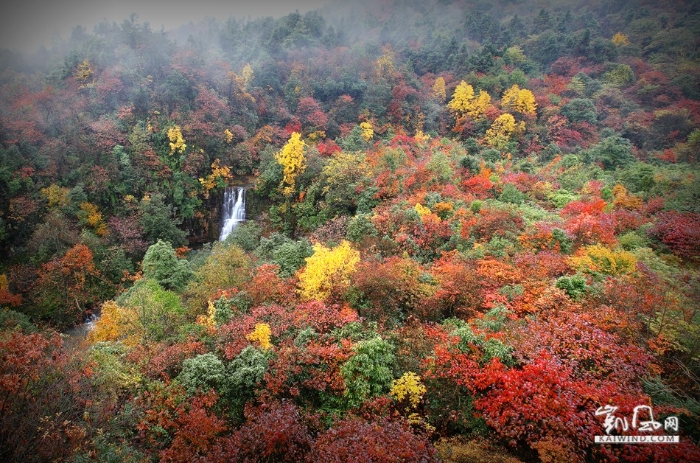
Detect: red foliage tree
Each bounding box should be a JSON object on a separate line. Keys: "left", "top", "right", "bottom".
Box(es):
{"left": 351, "top": 256, "right": 427, "bottom": 323}
{"left": 564, "top": 212, "right": 617, "bottom": 248}
{"left": 244, "top": 263, "right": 297, "bottom": 307}
{"left": 649, "top": 211, "right": 700, "bottom": 261}
{"left": 310, "top": 417, "right": 437, "bottom": 462}
{"left": 420, "top": 252, "right": 481, "bottom": 320}
{"left": 297, "top": 96, "right": 328, "bottom": 132}
{"left": 32, "top": 243, "right": 108, "bottom": 326}
{"left": 224, "top": 400, "right": 312, "bottom": 462}
{"left": 0, "top": 330, "right": 92, "bottom": 462}
{"left": 469, "top": 207, "right": 525, "bottom": 243}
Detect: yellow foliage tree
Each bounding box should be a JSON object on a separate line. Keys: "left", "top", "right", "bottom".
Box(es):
{"left": 612, "top": 184, "right": 642, "bottom": 210}
{"left": 79, "top": 202, "right": 108, "bottom": 236}
{"left": 298, "top": 240, "right": 360, "bottom": 301}
{"left": 501, "top": 84, "right": 537, "bottom": 115}
{"left": 448, "top": 81, "right": 491, "bottom": 120}
{"left": 414, "top": 203, "right": 431, "bottom": 218}
{"left": 87, "top": 301, "right": 142, "bottom": 347}
{"left": 246, "top": 323, "right": 272, "bottom": 350}
{"left": 168, "top": 125, "right": 186, "bottom": 154}
{"left": 375, "top": 46, "right": 396, "bottom": 80}
{"left": 432, "top": 77, "right": 446, "bottom": 102}
{"left": 568, "top": 244, "right": 637, "bottom": 276}
{"left": 414, "top": 130, "right": 430, "bottom": 144}
{"left": 41, "top": 184, "right": 70, "bottom": 209}
{"left": 276, "top": 132, "right": 307, "bottom": 196}
{"left": 611, "top": 32, "right": 630, "bottom": 46}
{"left": 447, "top": 81, "right": 475, "bottom": 115}
{"left": 241, "top": 63, "right": 254, "bottom": 88}
{"left": 199, "top": 159, "right": 232, "bottom": 197}
{"left": 468, "top": 90, "right": 492, "bottom": 119}
{"left": 390, "top": 372, "right": 426, "bottom": 409}
{"left": 224, "top": 129, "right": 234, "bottom": 144}
{"left": 196, "top": 300, "right": 217, "bottom": 330}
{"left": 75, "top": 60, "right": 94, "bottom": 87}
{"left": 484, "top": 113, "right": 523, "bottom": 150}
{"left": 360, "top": 121, "right": 374, "bottom": 142}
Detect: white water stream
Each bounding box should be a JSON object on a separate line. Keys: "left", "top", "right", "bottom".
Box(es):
{"left": 219, "top": 187, "right": 246, "bottom": 241}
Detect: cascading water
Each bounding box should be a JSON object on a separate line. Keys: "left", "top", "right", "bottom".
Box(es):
{"left": 219, "top": 187, "right": 246, "bottom": 241}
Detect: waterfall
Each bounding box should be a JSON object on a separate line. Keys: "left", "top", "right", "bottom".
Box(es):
{"left": 219, "top": 187, "right": 246, "bottom": 241}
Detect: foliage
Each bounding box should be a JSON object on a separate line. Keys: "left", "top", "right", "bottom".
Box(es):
{"left": 138, "top": 193, "right": 188, "bottom": 247}
{"left": 485, "top": 113, "right": 522, "bottom": 150}
{"left": 96, "top": 279, "right": 186, "bottom": 344}
{"left": 276, "top": 132, "right": 306, "bottom": 196}
{"left": 32, "top": 243, "right": 108, "bottom": 327}
{"left": 310, "top": 417, "right": 437, "bottom": 462}
{"left": 177, "top": 352, "right": 227, "bottom": 395}
{"left": 186, "top": 241, "right": 251, "bottom": 309}
{"left": 588, "top": 135, "right": 635, "bottom": 170}
{"left": 246, "top": 322, "right": 272, "bottom": 350}
{"left": 142, "top": 239, "right": 192, "bottom": 291}
{"left": 501, "top": 84, "right": 536, "bottom": 115}
{"left": 555, "top": 274, "right": 588, "bottom": 300}
{"left": 390, "top": 371, "right": 426, "bottom": 409}
{"left": 320, "top": 150, "right": 371, "bottom": 215}
{"left": 356, "top": 118, "right": 375, "bottom": 139}
{"left": 568, "top": 244, "right": 638, "bottom": 276}
{"left": 448, "top": 81, "right": 475, "bottom": 116}
{"left": 341, "top": 336, "right": 395, "bottom": 408}
{"left": 168, "top": 125, "right": 187, "bottom": 154}
{"left": 298, "top": 240, "right": 360, "bottom": 301}
{"left": 2, "top": 2, "right": 700, "bottom": 460}
{"left": 649, "top": 211, "right": 700, "bottom": 261}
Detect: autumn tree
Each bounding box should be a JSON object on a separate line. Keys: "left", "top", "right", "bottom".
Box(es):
{"left": 298, "top": 240, "right": 360, "bottom": 302}
{"left": 0, "top": 330, "right": 94, "bottom": 462}
{"left": 74, "top": 59, "right": 94, "bottom": 87}
{"left": 448, "top": 81, "right": 475, "bottom": 115}
{"left": 611, "top": 32, "right": 630, "bottom": 46}
{"left": 360, "top": 121, "right": 374, "bottom": 142}
{"left": 168, "top": 125, "right": 187, "bottom": 154}
{"left": 484, "top": 113, "right": 522, "bottom": 150}
{"left": 310, "top": 417, "right": 437, "bottom": 462}
{"left": 32, "top": 244, "right": 108, "bottom": 327}
{"left": 276, "top": 132, "right": 306, "bottom": 196}
{"left": 98, "top": 279, "right": 186, "bottom": 345}
{"left": 500, "top": 84, "right": 537, "bottom": 116}
{"left": 142, "top": 239, "right": 193, "bottom": 292}
{"left": 185, "top": 242, "right": 252, "bottom": 312}
{"left": 432, "top": 77, "right": 446, "bottom": 102}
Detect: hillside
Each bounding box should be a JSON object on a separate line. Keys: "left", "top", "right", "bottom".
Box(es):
{"left": 1, "top": 0, "right": 700, "bottom": 461}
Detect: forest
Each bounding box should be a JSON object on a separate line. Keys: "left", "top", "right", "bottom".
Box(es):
{"left": 1, "top": 0, "right": 700, "bottom": 461}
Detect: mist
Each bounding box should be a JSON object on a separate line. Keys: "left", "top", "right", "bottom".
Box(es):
{"left": 0, "top": 0, "right": 331, "bottom": 53}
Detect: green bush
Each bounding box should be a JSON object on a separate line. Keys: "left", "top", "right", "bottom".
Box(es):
{"left": 346, "top": 213, "right": 378, "bottom": 243}
{"left": 555, "top": 274, "right": 588, "bottom": 300}
{"left": 341, "top": 337, "right": 395, "bottom": 408}
{"left": 142, "top": 240, "right": 192, "bottom": 291}
{"left": 224, "top": 221, "right": 262, "bottom": 251}
{"left": 499, "top": 183, "right": 525, "bottom": 205}
{"left": 177, "top": 352, "right": 227, "bottom": 395}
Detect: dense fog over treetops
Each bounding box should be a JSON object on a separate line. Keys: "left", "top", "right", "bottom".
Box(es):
{"left": 1, "top": 0, "right": 700, "bottom": 461}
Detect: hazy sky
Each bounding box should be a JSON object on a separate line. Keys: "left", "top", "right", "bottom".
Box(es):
{"left": 0, "top": 0, "right": 331, "bottom": 53}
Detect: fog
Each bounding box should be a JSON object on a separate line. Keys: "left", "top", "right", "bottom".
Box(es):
{"left": 0, "top": 0, "right": 330, "bottom": 53}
